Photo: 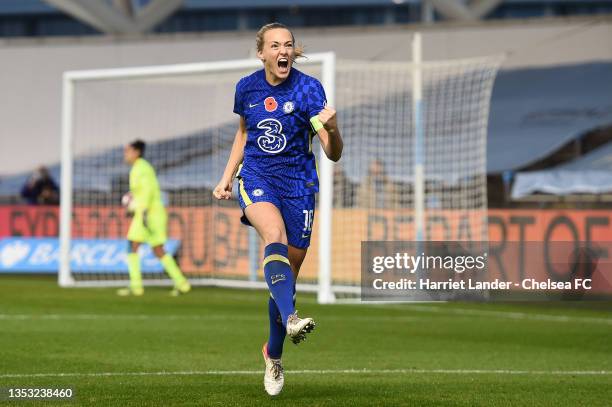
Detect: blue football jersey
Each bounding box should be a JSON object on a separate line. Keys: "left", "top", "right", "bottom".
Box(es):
{"left": 233, "top": 68, "right": 326, "bottom": 197}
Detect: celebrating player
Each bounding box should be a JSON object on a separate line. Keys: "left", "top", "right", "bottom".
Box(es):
{"left": 118, "top": 140, "right": 191, "bottom": 297}
{"left": 213, "top": 23, "right": 343, "bottom": 395}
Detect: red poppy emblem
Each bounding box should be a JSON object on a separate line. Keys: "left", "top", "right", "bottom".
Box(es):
{"left": 264, "top": 97, "right": 278, "bottom": 112}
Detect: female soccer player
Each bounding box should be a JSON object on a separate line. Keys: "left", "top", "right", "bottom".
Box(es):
{"left": 213, "top": 23, "right": 343, "bottom": 396}
{"left": 118, "top": 140, "right": 191, "bottom": 297}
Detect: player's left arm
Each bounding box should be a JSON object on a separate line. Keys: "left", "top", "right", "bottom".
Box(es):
{"left": 315, "top": 106, "right": 343, "bottom": 162}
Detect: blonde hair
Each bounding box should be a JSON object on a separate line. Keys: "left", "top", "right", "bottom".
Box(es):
{"left": 256, "top": 22, "right": 304, "bottom": 60}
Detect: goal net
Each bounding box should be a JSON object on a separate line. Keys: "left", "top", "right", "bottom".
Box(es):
{"left": 59, "top": 54, "right": 335, "bottom": 297}
{"left": 59, "top": 51, "right": 501, "bottom": 303}
{"left": 332, "top": 55, "right": 502, "bottom": 301}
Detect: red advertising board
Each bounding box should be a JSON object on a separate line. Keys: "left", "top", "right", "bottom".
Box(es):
{"left": 1, "top": 205, "right": 611, "bottom": 293}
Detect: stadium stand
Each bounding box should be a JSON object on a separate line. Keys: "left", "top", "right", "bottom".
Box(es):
{"left": 0, "top": 1, "right": 612, "bottom": 37}
{"left": 487, "top": 62, "right": 612, "bottom": 174}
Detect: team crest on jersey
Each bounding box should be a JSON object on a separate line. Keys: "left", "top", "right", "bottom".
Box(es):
{"left": 264, "top": 96, "right": 278, "bottom": 112}
{"left": 256, "top": 118, "right": 287, "bottom": 154}
{"left": 283, "top": 101, "right": 294, "bottom": 114}
{"left": 252, "top": 189, "right": 264, "bottom": 197}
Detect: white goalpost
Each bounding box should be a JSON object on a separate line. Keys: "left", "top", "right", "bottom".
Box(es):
{"left": 59, "top": 53, "right": 336, "bottom": 300}
{"left": 59, "top": 43, "right": 502, "bottom": 303}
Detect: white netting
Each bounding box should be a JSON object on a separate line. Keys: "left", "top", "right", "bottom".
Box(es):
{"left": 62, "top": 60, "right": 325, "bottom": 287}
{"left": 326, "top": 57, "right": 502, "bottom": 296}
{"left": 60, "top": 55, "right": 501, "bottom": 301}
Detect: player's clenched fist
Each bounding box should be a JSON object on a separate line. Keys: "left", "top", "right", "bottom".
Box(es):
{"left": 213, "top": 178, "right": 233, "bottom": 200}
{"left": 317, "top": 106, "right": 337, "bottom": 131}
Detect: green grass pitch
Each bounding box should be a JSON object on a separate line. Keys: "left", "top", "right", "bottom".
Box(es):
{"left": 0, "top": 276, "right": 610, "bottom": 406}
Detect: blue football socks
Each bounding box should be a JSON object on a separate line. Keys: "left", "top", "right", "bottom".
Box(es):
{"left": 267, "top": 284, "right": 296, "bottom": 359}
{"left": 263, "top": 243, "right": 295, "bottom": 326}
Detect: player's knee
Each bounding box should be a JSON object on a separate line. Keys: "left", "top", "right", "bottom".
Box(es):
{"left": 152, "top": 245, "right": 165, "bottom": 258}
{"left": 262, "top": 225, "right": 287, "bottom": 246}
{"left": 128, "top": 241, "right": 140, "bottom": 253}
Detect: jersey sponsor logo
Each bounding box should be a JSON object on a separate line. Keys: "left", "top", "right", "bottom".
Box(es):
{"left": 283, "top": 101, "right": 294, "bottom": 114}
{"left": 256, "top": 118, "right": 287, "bottom": 154}
{"left": 253, "top": 188, "right": 264, "bottom": 197}
{"left": 264, "top": 96, "right": 278, "bottom": 112}
{"left": 270, "top": 274, "right": 286, "bottom": 285}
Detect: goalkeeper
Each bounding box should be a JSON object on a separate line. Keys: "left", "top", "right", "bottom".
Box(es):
{"left": 118, "top": 140, "right": 191, "bottom": 297}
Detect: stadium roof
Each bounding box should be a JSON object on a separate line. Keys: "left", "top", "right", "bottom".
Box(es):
{"left": 0, "top": 1, "right": 55, "bottom": 15}
{"left": 5, "top": 1, "right": 612, "bottom": 35}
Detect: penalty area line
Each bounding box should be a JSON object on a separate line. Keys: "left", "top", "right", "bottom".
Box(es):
{"left": 1, "top": 368, "right": 610, "bottom": 379}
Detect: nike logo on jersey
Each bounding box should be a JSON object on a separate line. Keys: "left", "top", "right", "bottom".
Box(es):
{"left": 249, "top": 103, "right": 259, "bottom": 108}
{"left": 301, "top": 234, "right": 311, "bottom": 239}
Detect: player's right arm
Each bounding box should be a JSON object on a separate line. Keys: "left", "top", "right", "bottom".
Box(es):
{"left": 129, "top": 161, "right": 156, "bottom": 212}
{"left": 213, "top": 116, "right": 247, "bottom": 200}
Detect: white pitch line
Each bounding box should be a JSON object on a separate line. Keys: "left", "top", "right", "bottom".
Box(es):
{"left": 0, "top": 314, "right": 249, "bottom": 321}
{"left": 404, "top": 305, "right": 612, "bottom": 326}
{"left": 0, "top": 314, "right": 418, "bottom": 323}
{"left": 0, "top": 368, "right": 610, "bottom": 379}
{"left": 1, "top": 308, "right": 610, "bottom": 325}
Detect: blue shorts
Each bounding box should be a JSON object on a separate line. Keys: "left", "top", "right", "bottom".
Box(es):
{"left": 237, "top": 175, "right": 315, "bottom": 249}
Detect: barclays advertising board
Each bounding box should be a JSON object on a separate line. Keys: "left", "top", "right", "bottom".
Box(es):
{"left": 0, "top": 238, "right": 180, "bottom": 273}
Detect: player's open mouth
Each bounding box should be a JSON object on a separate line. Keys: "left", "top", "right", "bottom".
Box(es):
{"left": 278, "top": 58, "right": 289, "bottom": 73}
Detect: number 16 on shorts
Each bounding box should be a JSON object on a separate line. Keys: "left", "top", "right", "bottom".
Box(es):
{"left": 303, "top": 209, "right": 314, "bottom": 238}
